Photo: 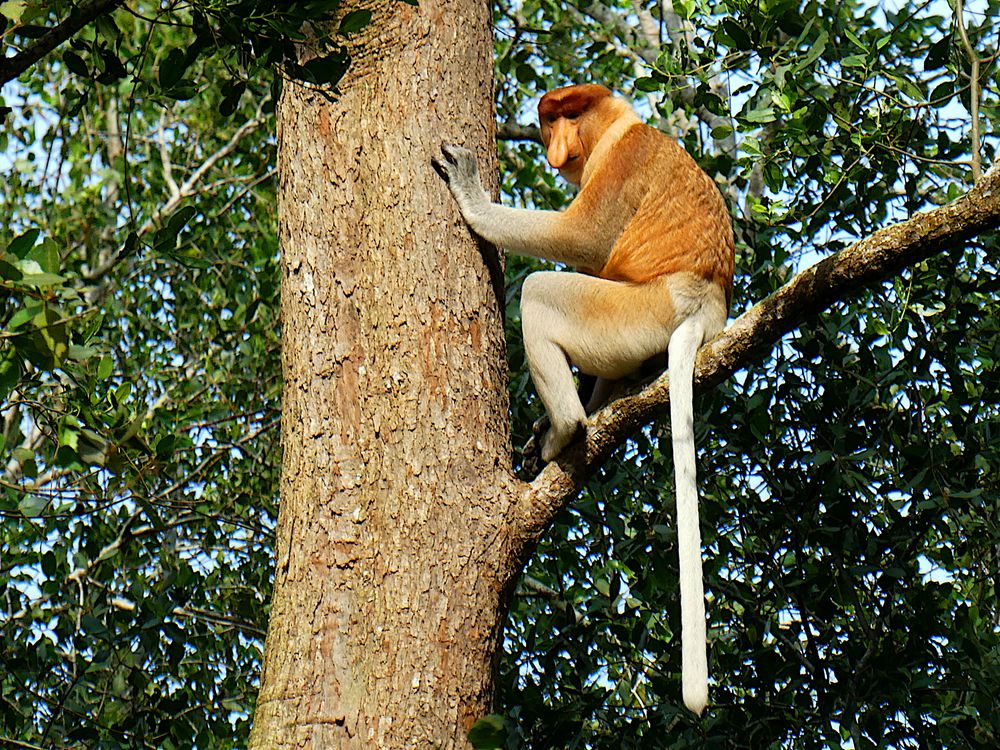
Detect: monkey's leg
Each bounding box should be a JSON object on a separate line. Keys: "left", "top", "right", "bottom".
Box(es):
{"left": 520, "top": 274, "right": 587, "bottom": 461}
{"left": 520, "top": 271, "right": 678, "bottom": 461}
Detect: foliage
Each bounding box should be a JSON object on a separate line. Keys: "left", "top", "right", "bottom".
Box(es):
{"left": 1, "top": 0, "right": 998, "bottom": 748}
{"left": 495, "top": 0, "right": 1000, "bottom": 748}
{"left": 1, "top": 3, "right": 283, "bottom": 747}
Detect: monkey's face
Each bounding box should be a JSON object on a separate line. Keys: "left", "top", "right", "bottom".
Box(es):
{"left": 541, "top": 114, "right": 586, "bottom": 185}
{"left": 538, "top": 84, "right": 614, "bottom": 186}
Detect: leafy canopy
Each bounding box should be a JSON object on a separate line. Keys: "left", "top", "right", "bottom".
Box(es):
{"left": 1, "top": 0, "right": 998, "bottom": 748}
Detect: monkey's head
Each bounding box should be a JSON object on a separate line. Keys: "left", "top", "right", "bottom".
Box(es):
{"left": 538, "top": 84, "right": 625, "bottom": 185}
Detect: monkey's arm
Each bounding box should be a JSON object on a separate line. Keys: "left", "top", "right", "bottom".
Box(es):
{"left": 434, "top": 144, "right": 610, "bottom": 269}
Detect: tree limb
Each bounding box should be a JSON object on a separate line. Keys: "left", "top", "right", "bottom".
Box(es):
{"left": 0, "top": 0, "right": 125, "bottom": 86}
{"left": 498, "top": 122, "right": 540, "bottom": 143}
{"left": 508, "top": 157, "right": 1000, "bottom": 554}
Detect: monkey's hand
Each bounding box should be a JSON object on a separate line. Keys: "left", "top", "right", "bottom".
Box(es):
{"left": 433, "top": 144, "right": 490, "bottom": 224}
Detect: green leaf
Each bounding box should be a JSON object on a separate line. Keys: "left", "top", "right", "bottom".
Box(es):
{"left": 163, "top": 81, "right": 198, "bottom": 100}
{"left": 302, "top": 50, "right": 350, "bottom": 85}
{"left": 68, "top": 344, "right": 97, "bottom": 361}
{"left": 27, "top": 237, "right": 60, "bottom": 273}
{"left": 468, "top": 715, "right": 506, "bottom": 749}
{"left": 770, "top": 90, "right": 792, "bottom": 111}
{"left": 8, "top": 301, "right": 41, "bottom": 329}
{"left": 635, "top": 76, "right": 660, "bottom": 93}
{"left": 7, "top": 228, "right": 39, "bottom": 258}
{"left": 0, "top": 351, "right": 18, "bottom": 400}
{"left": 17, "top": 271, "right": 65, "bottom": 287}
{"left": 0, "top": 1, "right": 27, "bottom": 23}
{"left": 0, "top": 257, "right": 23, "bottom": 281}
{"left": 890, "top": 74, "right": 923, "bottom": 102}
{"left": 80, "top": 614, "right": 109, "bottom": 638}
{"left": 219, "top": 78, "right": 247, "bottom": 117}
{"left": 796, "top": 30, "right": 827, "bottom": 70}
{"left": 923, "top": 34, "right": 951, "bottom": 70}
{"left": 158, "top": 47, "right": 189, "bottom": 90}
{"left": 929, "top": 80, "right": 953, "bottom": 104}
{"left": 62, "top": 50, "right": 89, "bottom": 77}
{"left": 744, "top": 107, "right": 776, "bottom": 123}
{"left": 95, "top": 48, "right": 126, "bottom": 84}
{"left": 515, "top": 62, "right": 535, "bottom": 84}
{"left": 841, "top": 55, "right": 867, "bottom": 68}
{"left": 95, "top": 14, "right": 120, "bottom": 44}
{"left": 711, "top": 124, "right": 733, "bottom": 140}
{"left": 97, "top": 355, "right": 114, "bottom": 380}
{"left": 338, "top": 9, "right": 372, "bottom": 35}
{"left": 32, "top": 305, "right": 69, "bottom": 365}
{"left": 41, "top": 551, "right": 58, "bottom": 576}
{"left": 155, "top": 434, "right": 178, "bottom": 460}
{"left": 18, "top": 494, "right": 47, "bottom": 517}
{"left": 672, "top": 0, "right": 695, "bottom": 20}
{"left": 843, "top": 27, "right": 866, "bottom": 51}
{"left": 167, "top": 205, "right": 198, "bottom": 234}
{"left": 155, "top": 206, "right": 198, "bottom": 252}
{"left": 77, "top": 430, "right": 108, "bottom": 466}
{"left": 722, "top": 19, "right": 752, "bottom": 51}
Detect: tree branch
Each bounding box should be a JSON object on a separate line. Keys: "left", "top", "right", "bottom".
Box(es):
{"left": 82, "top": 96, "right": 271, "bottom": 283}
{"left": 0, "top": 0, "right": 125, "bottom": 86}
{"left": 954, "top": 0, "right": 983, "bottom": 182}
{"left": 497, "top": 122, "right": 540, "bottom": 143}
{"left": 508, "top": 157, "right": 1000, "bottom": 553}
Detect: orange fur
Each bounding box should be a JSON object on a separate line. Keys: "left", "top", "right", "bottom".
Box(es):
{"left": 538, "top": 86, "right": 734, "bottom": 306}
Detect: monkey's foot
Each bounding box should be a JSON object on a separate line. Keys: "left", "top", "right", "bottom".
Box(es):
{"left": 531, "top": 414, "right": 550, "bottom": 437}
{"left": 540, "top": 420, "right": 585, "bottom": 462}
{"left": 520, "top": 435, "right": 544, "bottom": 478}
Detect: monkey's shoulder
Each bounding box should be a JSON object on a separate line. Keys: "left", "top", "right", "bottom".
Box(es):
{"left": 593, "top": 124, "right": 704, "bottom": 197}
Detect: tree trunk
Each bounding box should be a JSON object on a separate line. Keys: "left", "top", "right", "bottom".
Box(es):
{"left": 249, "top": 2, "right": 523, "bottom": 747}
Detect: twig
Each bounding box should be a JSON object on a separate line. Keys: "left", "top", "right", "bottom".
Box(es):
{"left": 954, "top": 0, "right": 982, "bottom": 182}
{"left": 0, "top": 0, "right": 125, "bottom": 85}
{"left": 82, "top": 96, "right": 272, "bottom": 282}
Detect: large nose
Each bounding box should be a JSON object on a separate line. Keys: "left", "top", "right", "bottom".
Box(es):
{"left": 545, "top": 120, "right": 574, "bottom": 170}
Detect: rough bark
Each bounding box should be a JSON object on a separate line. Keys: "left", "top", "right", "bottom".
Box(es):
{"left": 248, "top": 2, "right": 523, "bottom": 747}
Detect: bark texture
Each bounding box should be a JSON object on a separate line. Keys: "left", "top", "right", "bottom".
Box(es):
{"left": 249, "top": 2, "right": 522, "bottom": 747}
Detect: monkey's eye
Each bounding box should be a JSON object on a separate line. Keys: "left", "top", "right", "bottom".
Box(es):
{"left": 563, "top": 112, "right": 580, "bottom": 121}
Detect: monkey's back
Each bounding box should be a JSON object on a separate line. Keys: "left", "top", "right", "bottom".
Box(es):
{"left": 596, "top": 125, "right": 735, "bottom": 307}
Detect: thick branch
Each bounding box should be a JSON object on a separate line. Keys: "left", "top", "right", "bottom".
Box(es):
{"left": 498, "top": 122, "right": 540, "bottom": 143}
{"left": 0, "top": 0, "right": 125, "bottom": 85}
{"left": 507, "top": 158, "right": 1000, "bottom": 554}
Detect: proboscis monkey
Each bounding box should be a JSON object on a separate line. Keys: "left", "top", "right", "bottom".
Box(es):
{"left": 433, "top": 84, "right": 734, "bottom": 715}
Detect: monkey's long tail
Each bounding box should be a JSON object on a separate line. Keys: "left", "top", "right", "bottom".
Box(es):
{"left": 667, "top": 316, "right": 708, "bottom": 717}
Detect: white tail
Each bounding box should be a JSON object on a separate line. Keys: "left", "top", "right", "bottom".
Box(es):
{"left": 667, "top": 316, "right": 708, "bottom": 716}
